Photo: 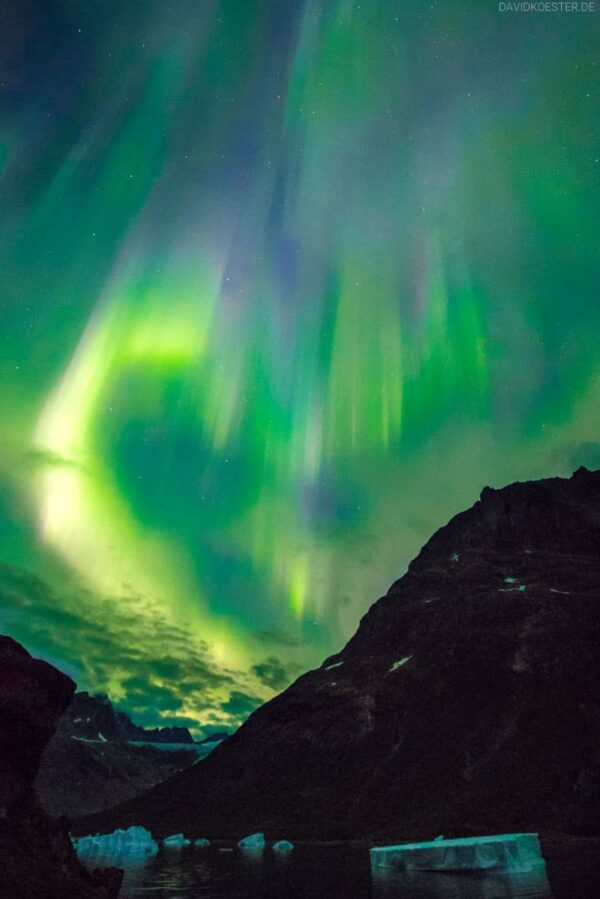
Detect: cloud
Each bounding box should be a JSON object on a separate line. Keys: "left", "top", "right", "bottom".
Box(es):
{"left": 0, "top": 562, "right": 240, "bottom": 734}
{"left": 21, "top": 448, "right": 86, "bottom": 471}
{"left": 565, "top": 443, "right": 600, "bottom": 472}
{"left": 220, "top": 690, "right": 263, "bottom": 718}
{"left": 156, "top": 715, "right": 201, "bottom": 730}
{"left": 120, "top": 676, "right": 185, "bottom": 714}
{"left": 252, "top": 628, "right": 304, "bottom": 648}
{"left": 251, "top": 655, "right": 295, "bottom": 691}
{"left": 199, "top": 724, "right": 232, "bottom": 738}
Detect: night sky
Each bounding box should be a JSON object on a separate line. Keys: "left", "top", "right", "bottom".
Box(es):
{"left": 1, "top": 0, "right": 599, "bottom": 736}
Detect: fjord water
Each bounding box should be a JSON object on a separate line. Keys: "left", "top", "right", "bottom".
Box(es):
{"left": 87, "top": 843, "right": 600, "bottom": 899}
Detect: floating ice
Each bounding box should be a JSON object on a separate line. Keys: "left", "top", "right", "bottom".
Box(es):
{"left": 163, "top": 833, "right": 191, "bottom": 847}
{"left": 370, "top": 833, "right": 544, "bottom": 874}
{"left": 194, "top": 838, "right": 210, "bottom": 847}
{"left": 272, "top": 840, "right": 294, "bottom": 852}
{"left": 325, "top": 661, "right": 344, "bottom": 670}
{"left": 388, "top": 656, "right": 411, "bottom": 673}
{"left": 238, "top": 832, "right": 266, "bottom": 850}
{"left": 73, "top": 826, "right": 158, "bottom": 861}
{"left": 550, "top": 588, "right": 571, "bottom": 595}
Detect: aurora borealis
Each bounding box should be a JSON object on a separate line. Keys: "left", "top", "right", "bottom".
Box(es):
{"left": 0, "top": 0, "right": 599, "bottom": 736}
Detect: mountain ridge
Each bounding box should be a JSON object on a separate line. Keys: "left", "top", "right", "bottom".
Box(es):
{"left": 77, "top": 468, "right": 600, "bottom": 842}
{"left": 55, "top": 691, "right": 195, "bottom": 744}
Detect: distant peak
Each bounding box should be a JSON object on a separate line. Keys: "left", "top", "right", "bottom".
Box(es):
{"left": 573, "top": 465, "right": 592, "bottom": 478}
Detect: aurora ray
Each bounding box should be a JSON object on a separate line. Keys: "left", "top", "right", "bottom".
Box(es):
{"left": 0, "top": 0, "right": 598, "bottom": 735}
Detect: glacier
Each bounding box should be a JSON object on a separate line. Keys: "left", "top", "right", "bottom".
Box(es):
{"left": 370, "top": 833, "right": 545, "bottom": 874}
{"left": 73, "top": 825, "right": 158, "bottom": 861}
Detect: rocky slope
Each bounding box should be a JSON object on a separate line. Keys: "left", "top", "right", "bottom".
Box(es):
{"left": 55, "top": 691, "right": 194, "bottom": 743}
{"left": 0, "top": 636, "right": 121, "bottom": 898}
{"left": 36, "top": 734, "right": 197, "bottom": 819}
{"left": 196, "top": 731, "right": 230, "bottom": 746}
{"left": 77, "top": 468, "right": 600, "bottom": 843}
{"left": 35, "top": 692, "right": 212, "bottom": 819}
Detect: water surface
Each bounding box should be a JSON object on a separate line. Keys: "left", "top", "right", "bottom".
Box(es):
{"left": 82, "top": 843, "right": 600, "bottom": 899}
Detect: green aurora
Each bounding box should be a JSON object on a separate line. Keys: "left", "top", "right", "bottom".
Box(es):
{"left": 0, "top": 0, "right": 599, "bottom": 735}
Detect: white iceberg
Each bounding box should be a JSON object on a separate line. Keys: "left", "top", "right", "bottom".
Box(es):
{"left": 272, "top": 840, "right": 294, "bottom": 852}
{"left": 194, "top": 838, "right": 210, "bottom": 847}
{"left": 238, "top": 832, "right": 266, "bottom": 850}
{"left": 370, "top": 833, "right": 544, "bottom": 874}
{"left": 73, "top": 825, "right": 158, "bottom": 861}
{"left": 163, "top": 832, "right": 191, "bottom": 847}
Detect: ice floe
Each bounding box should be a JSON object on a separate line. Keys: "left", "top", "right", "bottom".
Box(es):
{"left": 73, "top": 826, "right": 158, "bottom": 861}
{"left": 370, "top": 832, "right": 545, "bottom": 874}
{"left": 272, "top": 840, "right": 294, "bottom": 852}
{"left": 238, "top": 832, "right": 266, "bottom": 850}
{"left": 163, "top": 833, "right": 191, "bottom": 847}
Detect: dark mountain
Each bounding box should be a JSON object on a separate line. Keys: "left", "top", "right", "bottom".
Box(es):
{"left": 77, "top": 468, "right": 600, "bottom": 843}
{"left": 34, "top": 691, "right": 198, "bottom": 819}
{"left": 36, "top": 735, "right": 197, "bottom": 819}
{"left": 196, "top": 731, "right": 230, "bottom": 745}
{"left": 0, "top": 636, "right": 121, "bottom": 898}
{"left": 56, "top": 691, "right": 194, "bottom": 744}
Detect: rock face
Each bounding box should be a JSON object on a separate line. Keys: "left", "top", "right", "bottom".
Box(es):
{"left": 77, "top": 468, "right": 600, "bottom": 842}
{"left": 36, "top": 733, "right": 197, "bottom": 819}
{"left": 0, "top": 637, "right": 121, "bottom": 898}
{"left": 55, "top": 691, "right": 195, "bottom": 744}
{"left": 35, "top": 690, "right": 198, "bottom": 819}
{"left": 0, "top": 636, "right": 74, "bottom": 815}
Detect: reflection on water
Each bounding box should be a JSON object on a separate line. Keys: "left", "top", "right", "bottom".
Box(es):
{"left": 116, "top": 845, "right": 373, "bottom": 898}
{"left": 372, "top": 866, "right": 552, "bottom": 899}
{"left": 81, "top": 844, "right": 600, "bottom": 898}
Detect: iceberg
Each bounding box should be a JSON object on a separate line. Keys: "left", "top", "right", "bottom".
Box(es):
{"left": 194, "top": 838, "right": 210, "bottom": 847}
{"left": 238, "top": 832, "right": 266, "bottom": 850}
{"left": 370, "top": 833, "right": 544, "bottom": 874}
{"left": 272, "top": 839, "right": 294, "bottom": 852}
{"left": 73, "top": 825, "right": 158, "bottom": 861}
{"left": 163, "top": 833, "right": 191, "bottom": 847}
